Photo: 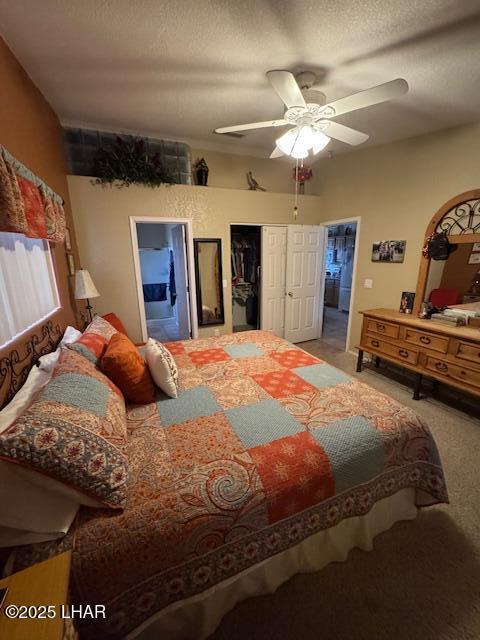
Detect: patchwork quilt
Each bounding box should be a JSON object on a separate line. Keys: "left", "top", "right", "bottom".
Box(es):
{"left": 17, "top": 331, "right": 447, "bottom": 639}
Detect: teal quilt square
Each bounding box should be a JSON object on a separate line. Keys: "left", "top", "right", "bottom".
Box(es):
{"left": 224, "top": 343, "right": 264, "bottom": 359}
{"left": 311, "top": 416, "right": 385, "bottom": 493}
{"left": 157, "top": 386, "right": 221, "bottom": 426}
{"left": 42, "top": 373, "right": 109, "bottom": 416}
{"left": 293, "top": 363, "right": 351, "bottom": 389}
{"left": 225, "top": 399, "right": 303, "bottom": 448}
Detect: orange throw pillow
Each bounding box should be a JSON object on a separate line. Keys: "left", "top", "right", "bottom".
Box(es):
{"left": 102, "top": 313, "right": 128, "bottom": 336}
{"left": 101, "top": 333, "right": 156, "bottom": 404}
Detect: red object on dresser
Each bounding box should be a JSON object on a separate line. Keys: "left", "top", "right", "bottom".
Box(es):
{"left": 429, "top": 288, "right": 460, "bottom": 307}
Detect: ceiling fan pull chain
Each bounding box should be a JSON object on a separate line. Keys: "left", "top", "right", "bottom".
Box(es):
{"left": 293, "top": 159, "right": 299, "bottom": 220}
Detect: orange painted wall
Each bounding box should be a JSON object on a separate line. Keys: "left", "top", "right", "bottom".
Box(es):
{"left": 0, "top": 37, "right": 80, "bottom": 366}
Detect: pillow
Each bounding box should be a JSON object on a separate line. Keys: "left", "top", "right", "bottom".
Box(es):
{"left": 37, "top": 325, "right": 83, "bottom": 373}
{"left": 145, "top": 338, "right": 178, "bottom": 398}
{"left": 84, "top": 314, "right": 118, "bottom": 340}
{"left": 69, "top": 332, "right": 108, "bottom": 364}
{"left": 0, "top": 348, "right": 128, "bottom": 510}
{"left": 101, "top": 333, "right": 156, "bottom": 405}
{"left": 0, "top": 325, "right": 98, "bottom": 547}
{"left": 102, "top": 313, "right": 128, "bottom": 336}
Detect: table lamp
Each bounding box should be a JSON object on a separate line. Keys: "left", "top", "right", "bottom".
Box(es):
{"left": 74, "top": 269, "right": 100, "bottom": 323}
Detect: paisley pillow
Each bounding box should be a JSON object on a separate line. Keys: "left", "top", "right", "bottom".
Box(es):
{"left": 0, "top": 348, "right": 128, "bottom": 509}
{"left": 145, "top": 338, "right": 178, "bottom": 398}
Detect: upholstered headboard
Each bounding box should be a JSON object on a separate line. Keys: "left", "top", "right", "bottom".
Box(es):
{"left": 0, "top": 320, "right": 63, "bottom": 411}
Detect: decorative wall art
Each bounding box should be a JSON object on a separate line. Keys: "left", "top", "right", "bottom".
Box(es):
{"left": 65, "top": 227, "right": 72, "bottom": 251}
{"left": 67, "top": 253, "right": 75, "bottom": 276}
{"left": 372, "top": 240, "right": 406, "bottom": 263}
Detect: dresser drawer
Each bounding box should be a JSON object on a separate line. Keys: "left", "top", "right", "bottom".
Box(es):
{"left": 364, "top": 335, "right": 419, "bottom": 365}
{"left": 404, "top": 328, "right": 449, "bottom": 354}
{"left": 425, "top": 357, "right": 480, "bottom": 389}
{"left": 366, "top": 319, "right": 399, "bottom": 339}
{"left": 455, "top": 341, "right": 480, "bottom": 368}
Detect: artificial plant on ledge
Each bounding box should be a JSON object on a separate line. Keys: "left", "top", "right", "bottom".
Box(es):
{"left": 93, "top": 137, "right": 175, "bottom": 188}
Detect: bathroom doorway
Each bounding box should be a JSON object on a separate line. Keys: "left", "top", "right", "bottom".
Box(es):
{"left": 130, "top": 218, "right": 198, "bottom": 343}
{"left": 320, "top": 220, "right": 358, "bottom": 350}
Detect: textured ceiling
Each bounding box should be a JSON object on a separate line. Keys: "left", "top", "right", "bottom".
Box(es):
{"left": 1, "top": 0, "right": 480, "bottom": 158}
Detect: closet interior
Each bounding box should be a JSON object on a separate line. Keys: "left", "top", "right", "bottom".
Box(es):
{"left": 231, "top": 225, "right": 261, "bottom": 332}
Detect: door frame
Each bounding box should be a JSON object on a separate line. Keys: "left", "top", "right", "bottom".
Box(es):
{"left": 129, "top": 216, "right": 199, "bottom": 342}
{"left": 319, "top": 216, "right": 361, "bottom": 352}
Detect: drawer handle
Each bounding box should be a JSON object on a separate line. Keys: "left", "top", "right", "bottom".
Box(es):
{"left": 419, "top": 336, "right": 431, "bottom": 345}
{"left": 398, "top": 349, "right": 409, "bottom": 358}
{"left": 377, "top": 324, "right": 386, "bottom": 332}
{"left": 435, "top": 362, "right": 448, "bottom": 373}
{"left": 371, "top": 339, "right": 380, "bottom": 347}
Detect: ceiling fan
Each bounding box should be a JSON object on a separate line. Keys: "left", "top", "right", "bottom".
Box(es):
{"left": 214, "top": 71, "right": 408, "bottom": 159}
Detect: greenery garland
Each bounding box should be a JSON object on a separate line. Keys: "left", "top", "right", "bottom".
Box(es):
{"left": 93, "top": 137, "right": 174, "bottom": 188}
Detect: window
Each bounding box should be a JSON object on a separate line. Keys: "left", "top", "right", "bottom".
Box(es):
{"left": 0, "top": 232, "right": 60, "bottom": 348}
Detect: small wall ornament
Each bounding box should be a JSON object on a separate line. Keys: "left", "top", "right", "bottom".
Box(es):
{"left": 246, "top": 171, "right": 266, "bottom": 191}
{"left": 194, "top": 158, "right": 209, "bottom": 186}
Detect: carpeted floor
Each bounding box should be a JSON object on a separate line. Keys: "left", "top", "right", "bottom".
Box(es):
{"left": 210, "top": 342, "right": 480, "bottom": 640}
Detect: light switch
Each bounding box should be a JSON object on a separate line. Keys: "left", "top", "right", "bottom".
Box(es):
{"left": 364, "top": 279, "right": 373, "bottom": 289}
{"left": 223, "top": 279, "right": 228, "bottom": 288}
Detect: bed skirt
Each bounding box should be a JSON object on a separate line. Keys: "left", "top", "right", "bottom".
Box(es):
{"left": 128, "top": 487, "right": 417, "bottom": 640}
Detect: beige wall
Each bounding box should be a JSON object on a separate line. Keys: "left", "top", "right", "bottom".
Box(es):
{"left": 190, "top": 147, "right": 308, "bottom": 194}
{"left": 68, "top": 176, "right": 324, "bottom": 343}
{"left": 312, "top": 121, "right": 480, "bottom": 351}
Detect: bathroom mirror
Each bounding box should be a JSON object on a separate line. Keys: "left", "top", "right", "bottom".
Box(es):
{"left": 194, "top": 239, "right": 224, "bottom": 326}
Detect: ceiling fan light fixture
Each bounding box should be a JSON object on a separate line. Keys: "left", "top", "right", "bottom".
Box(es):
{"left": 276, "top": 128, "right": 298, "bottom": 155}
{"left": 276, "top": 126, "right": 330, "bottom": 158}
{"left": 311, "top": 130, "right": 330, "bottom": 154}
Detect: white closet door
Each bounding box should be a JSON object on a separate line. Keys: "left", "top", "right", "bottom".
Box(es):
{"left": 260, "top": 226, "right": 287, "bottom": 337}
{"left": 284, "top": 225, "right": 325, "bottom": 343}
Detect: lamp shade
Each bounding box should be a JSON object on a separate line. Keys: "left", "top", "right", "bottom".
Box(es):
{"left": 74, "top": 269, "right": 100, "bottom": 300}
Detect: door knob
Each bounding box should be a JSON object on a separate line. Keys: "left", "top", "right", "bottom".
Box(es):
{"left": 287, "top": 291, "right": 293, "bottom": 298}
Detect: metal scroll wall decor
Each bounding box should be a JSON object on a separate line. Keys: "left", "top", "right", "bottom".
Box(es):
{"left": 0, "top": 320, "right": 62, "bottom": 410}
{"left": 435, "top": 199, "right": 480, "bottom": 235}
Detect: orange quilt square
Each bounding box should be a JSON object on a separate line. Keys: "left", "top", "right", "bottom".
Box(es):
{"left": 249, "top": 432, "right": 334, "bottom": 523}
{"left": 269, "top": 349, "right": 321, "bottom": 369}
{"left": 163, "top": 342, "right": 186, "bottom": 355}
{"left": 252, "top": 369, "right": 315, "bottom": 399}
{"left": 188, "top": 348, "right": 231, "bottom": 366}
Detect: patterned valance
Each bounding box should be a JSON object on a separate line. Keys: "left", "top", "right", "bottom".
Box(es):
{"left": 0, "top": 145, "right": 66, "bottom": 242}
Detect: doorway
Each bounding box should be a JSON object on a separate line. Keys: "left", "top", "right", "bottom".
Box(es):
{"left": 231, "top": 225, "right": 261, "bottom": 332}
{"left": 320, "top": 221, "right": 357, "bottom": 350}
{"left": 130, "top": 217, "right": 198, "bottom": 343}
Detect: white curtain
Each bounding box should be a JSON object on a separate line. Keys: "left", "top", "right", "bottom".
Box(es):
{"left": 0, "top": 232, "right": 59, "bottom": 347}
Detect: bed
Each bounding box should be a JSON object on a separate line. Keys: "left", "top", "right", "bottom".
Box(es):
{"left": 10, "top": 329, "right": 447, "bottom": 640}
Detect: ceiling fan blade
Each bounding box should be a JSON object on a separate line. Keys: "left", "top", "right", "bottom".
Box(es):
{"left": 214, "top": 119, "right": 288, "bottom": 134}
{"left": 318, "top": 78, "right": 408, "bottom": 118}
{"left": 270, "top": 146, "right": 285, "bottom": 158}
{"left": 266, "top": 70, "right": 306, "bottom": 109}
{"left": 317, "top": 120, "right": 369, "bottom": 146}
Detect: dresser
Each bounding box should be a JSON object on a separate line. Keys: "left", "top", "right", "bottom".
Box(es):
{"left": 357, "top": 308, "right": 480, "bottom": 401}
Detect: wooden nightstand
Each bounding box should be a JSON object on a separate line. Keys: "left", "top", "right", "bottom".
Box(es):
{"left": 0, "top": 551, "right": 71, "bottom": 640}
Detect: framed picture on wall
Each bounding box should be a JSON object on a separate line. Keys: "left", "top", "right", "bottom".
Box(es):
{"left": 472, "top": 242, "right": 480, "bottom": 252}
{"left": 64, "top": 227, "right": 72, "bottom": 251}
{"left": 399, "top": 291, "right": 415, "bottom": 314}
{"left": 67, "top": 253, "right": 75, "bottom": 276}
{"left": 372, "top": 240, "right": 406, "bottom": 263}
{"left": 468, "top": 252, "right": 480, "bottom": 265}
